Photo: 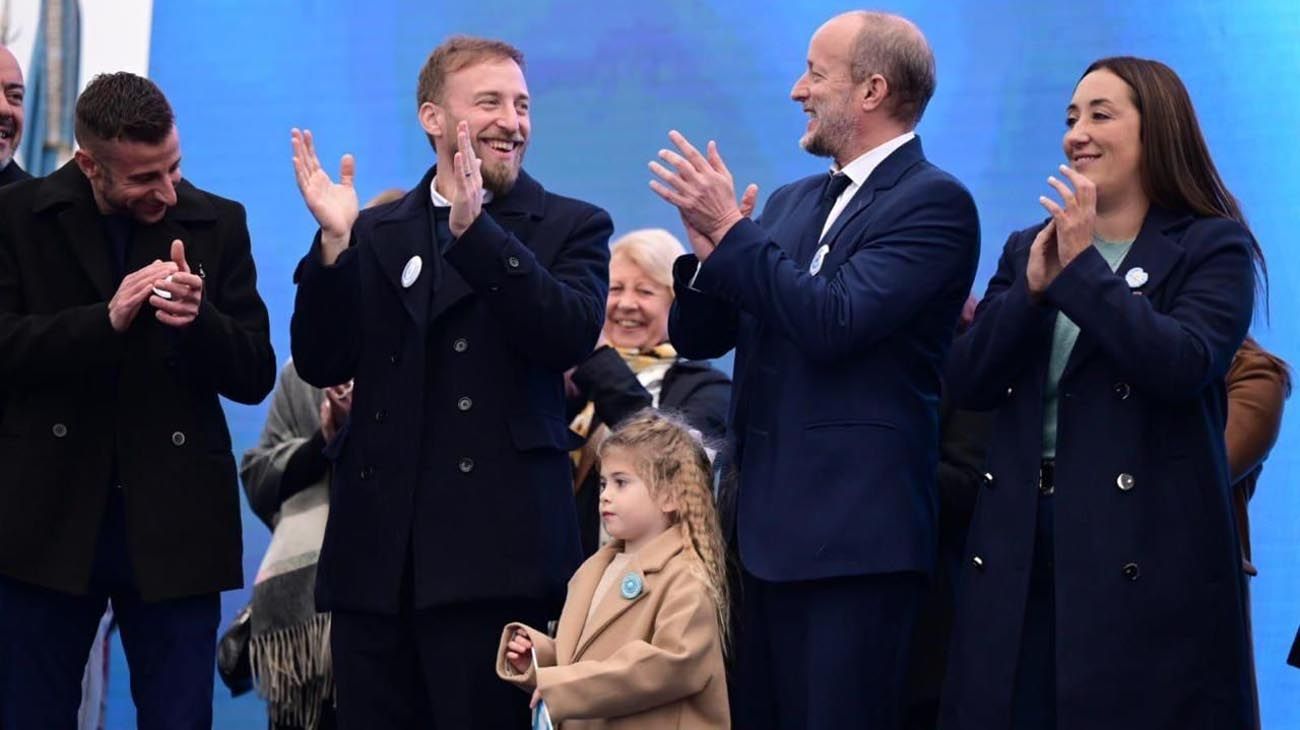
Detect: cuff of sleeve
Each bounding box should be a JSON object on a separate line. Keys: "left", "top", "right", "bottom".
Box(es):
{"left": 571, "top": 346, "right": 632, "bottom": 395}
{"left": 444, "top": 212, "right": 535, "bottom": 293}
{"left": 691, "top": 217, "right": 763, "bottom": 299}
{"left": 1044, "top": 245, "right": 1111, "bottom": 315}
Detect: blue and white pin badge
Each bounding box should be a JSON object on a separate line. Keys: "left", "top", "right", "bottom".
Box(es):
{"left": 401, "top": 255, "right": 423, "bottom": 288}
{"left": 1124, "top": 267, "right": 1148, "bottom": 289}
{"left": 809, "top": 243, "right": 830, "bottom": 276}
{"left": 620, "top": 572, "right": 644, "bottom": 600}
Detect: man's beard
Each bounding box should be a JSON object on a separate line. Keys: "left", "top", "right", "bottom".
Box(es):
{"left": 800, "top": 101, "right": 855, "bottom": 160}
{"left": 479, "top": 144, "right": 525, "bottom": 195}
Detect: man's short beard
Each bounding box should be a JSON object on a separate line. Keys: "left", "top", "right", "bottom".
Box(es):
{"left": 481, "top": 158, "right": 521, "bottom": 196}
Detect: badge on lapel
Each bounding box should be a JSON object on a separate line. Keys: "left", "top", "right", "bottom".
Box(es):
{"left": 809, "top": 243, "right": 830, "bottom": 276}
{"left": 401, "top": 255, "right": 423, "bottom": 288}
{"left": 620, "top": 572, "right": 643, "bottom": 600}
{"left": 1124, "top": 267, "right": 1148, "bottom": 289}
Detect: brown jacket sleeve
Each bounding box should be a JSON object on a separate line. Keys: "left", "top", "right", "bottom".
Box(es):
{"left": 535, "top": 574, "right": 720, "bottom": 722}
{"left": 1225, "top": 341, "right": 1290, "bottom": 485}
{"left": 495, "top": 622, "right": 557, "bottom": 692}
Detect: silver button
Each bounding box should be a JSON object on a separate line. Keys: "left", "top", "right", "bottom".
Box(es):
{"left": 507, "top": 256, "right": 521, "bottom": 269}
{"left": 971, "top": 555, "right": 984, "bottom": 570}
{"left": 1122, "top": 562, "right": 1140, "bottom": 580}
{"left": 457, "top": 397, "right": 473, "bottom": 412}
{"left": 458, "top": 457, "right": 475, "bottom": 473}
{"left": 171, "top": 431, "right": 186, "bottom": 447}
{"left": 1116, "top": 473, "right": 1135, "bottom": 491}
{"left": 51, "top": 423, "right": 68, "bottom": 438}
{"left": 452, "top": 338, "right": 469, "bottom": 353}
{"left": 1113, "top": 382, "right": 1131, "bottom": 400}
{"left": 1005, "top": 386, "right": 1014, "bottom": 397}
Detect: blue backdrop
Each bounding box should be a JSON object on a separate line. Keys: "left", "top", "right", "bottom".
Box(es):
{"left": 104, "top": 1, "right": 1300, "bottom": 726}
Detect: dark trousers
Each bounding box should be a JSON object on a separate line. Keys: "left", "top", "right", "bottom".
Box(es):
{"left": 331, "top": 597, "right": 547, "bottom": 730}
{"left": 1010, "top": 492, "right": 1057, "bottom": 730}
{"left": 0, "top": 489, "right": 220, "bottom": 730}
{"left": 730, "top": 568, "right": 926, "bottom": 729}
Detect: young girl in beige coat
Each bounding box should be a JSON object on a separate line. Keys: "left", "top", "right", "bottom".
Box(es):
{"left": 496, "top": 410, "right": 730, "bottom": 728}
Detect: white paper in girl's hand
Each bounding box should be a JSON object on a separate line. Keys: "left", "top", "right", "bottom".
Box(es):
{"left": 532, "top": 650, "right": 554, "bottom": 730}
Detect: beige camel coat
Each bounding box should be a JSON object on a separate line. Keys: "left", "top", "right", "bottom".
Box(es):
{"left": 496, "top": 525, "right": 729, "bottom": 728}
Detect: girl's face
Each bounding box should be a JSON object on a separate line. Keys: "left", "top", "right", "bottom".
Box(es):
{"left": 598, "top": 448, "right": 676, "bottom": 554}
{"left": 1063, "top": 68, "right": 1144, "bottom": 210}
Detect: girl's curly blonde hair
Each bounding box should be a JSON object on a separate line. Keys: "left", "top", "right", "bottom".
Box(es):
{"left": 599, "top": 409, "right": 729, "bottom": 649}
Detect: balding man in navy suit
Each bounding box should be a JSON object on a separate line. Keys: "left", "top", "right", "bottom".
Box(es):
{"left": 652, "top": 11, "right": 980, "bottom": 728}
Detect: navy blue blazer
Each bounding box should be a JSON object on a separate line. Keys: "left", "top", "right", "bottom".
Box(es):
{"left": 291, "top": 167, "right": 611, "bottom": 614}
{"left": 670, "top": 137, "right": 980, "bottom": 581}
{"left": 940, "top": 208, "right": 1256, "bottom": 729}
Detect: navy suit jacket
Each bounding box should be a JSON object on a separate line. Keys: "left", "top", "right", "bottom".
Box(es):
{"left": 291, "top": 167, "right": 611, "bottom": 614}
{"left": 670, "top": 137, "right": 980, "bottom": 581}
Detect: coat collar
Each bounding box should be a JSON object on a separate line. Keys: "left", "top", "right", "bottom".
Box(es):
{"left": 556, "top": 525, "right": 687, "bottom": 662}
{"left": 820, "top": 135, "right": 926, "bottom": 250}
{"left": 368, "top": 165, "right": 547, "bottom": 325}
{"left": 1059, "top": 205, "right": 1191, "bottom": 383}
{"left": 30, "top": 161, "right": 216, "bottom": 299}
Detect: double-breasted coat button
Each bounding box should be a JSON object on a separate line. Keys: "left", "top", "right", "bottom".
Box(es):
{"left": 1113, "top": 382, "right": 1132, "bottom": 400}
{"left": 1122, "top": 562, "right": 1140, "bottom": 580}
{"left": 171, "top": 431, "right": 186, "bottom": 447}
{"left": 452, "top": 338, "right": 469, "bottom": 353}
{"left": 457, "top": 397, "right": 473, "bottom": 412}
{"left": 458, "top": 457, "right": 475, "bottom": 474}
{"left": 507, "top": 256, "right": 521, "bottom": 269}
{"left": 388, "top": 353, "right": 399, "bottom": 365}
{"left": 1006, "top": 386, "right": 1014, "bottom": 398}
{"left": 374, "top": 410, "right": 387, "bottom": 423}
{"left": 983, "top": 472, "right": 994, "bottom": 487}
{"left": 1116, "top": 473, "right": 1135, "bottom": 491}
{"left": 360, "top": 466, "right": 375, "bottom": 480}
{"left": 971, "top": 555, "right": 985, "bottom": 570}
{"left": 51, "top": 423, "right": 68, "bottom": 438}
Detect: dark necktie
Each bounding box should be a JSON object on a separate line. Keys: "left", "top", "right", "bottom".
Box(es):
{"left": 805, "top": 173, "right": 852, "bottom": 254}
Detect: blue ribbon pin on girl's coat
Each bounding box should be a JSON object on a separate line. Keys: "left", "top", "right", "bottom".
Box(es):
{"left": 620, "top": 572, "right": 643, "bottom": 600}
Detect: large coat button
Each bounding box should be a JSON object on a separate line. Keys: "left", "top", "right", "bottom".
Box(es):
{"left": 1005, "top": 386, "right": 1014, "bottom": 398}
{"left": 971, "top": 555, "right": 985, "bottom": 570}
{"left": 373, "top": 410, "right": 387, "bottom": 423}
{"left": 1116, "top": 473, "right": 1135, "bottom": 491}
{"left": 1113, "top": 382, "right": 1132, "bottom": 400}
{"left": 452, "top": 338, "right": 469, "bottom": 353}
{"left": 458, "top": 457, "right": 475, "bottom": 474}
{"left": 1122, "top": 562, "right": 1140, "bottom": 580}
{"left": 52, "top": 423, "right": 68, "bottom": 438}
{"left": 171, "top": 431, "right": 186, "bottom": 447}
{"left": 457, "top": 397, "right": 473, "bottom": 412}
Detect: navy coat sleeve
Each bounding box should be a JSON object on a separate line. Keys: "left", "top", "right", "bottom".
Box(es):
{"left": 691, "top": 177, "right": 979, "bottom": 364}
{"left": 944, "top": 229, "right": 1054, "bottom": 410}
{"left": 1043, "top": 218, "right": 1254, "bottom": 402}
{"left": 669, "top": 254, "right": 741, "bottom": 360}
{"left": 444, "top": 207, "right": 611, "bottom": 372}
{"left": 290, "top": 235, "right": 363, "bottom": 389}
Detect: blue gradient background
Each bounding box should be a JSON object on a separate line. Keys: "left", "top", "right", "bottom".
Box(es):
{"left": 102, "top": 2, "right": 1300, "bottom": 726}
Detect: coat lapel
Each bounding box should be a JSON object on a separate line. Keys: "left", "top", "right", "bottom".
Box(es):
{"left": 555, "top": 548, "right": 612, "bottom": 664}
{"left": 571, "top": 527, "right": 685, "bottom": 660}
{"left": 370, "top": 171, "right": 439, "bottom": 329}
{"left": 35, "top": 163, "right": 116, "bottom": 299}
{"left": 1059, "top": 207, "right": 1188, "bottom": 383}
{"left": 819, "top": 136, "right": 926, "bottom": 254}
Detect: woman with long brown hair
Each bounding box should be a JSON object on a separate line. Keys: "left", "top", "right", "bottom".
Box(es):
{"left": 940, "top": 57, "right": 1261, "bottom": 729}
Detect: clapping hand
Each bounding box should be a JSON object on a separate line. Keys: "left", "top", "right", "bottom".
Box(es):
{"left": 291, "top": 128, "right": 358, "bottom": 264}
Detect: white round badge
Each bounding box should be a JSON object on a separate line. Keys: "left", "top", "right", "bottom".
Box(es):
{"left": 401, "top": 256, "right": 423, "bottom": 288}
{"left": 809, "top": 244, "right": 830, "bottom": 276}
